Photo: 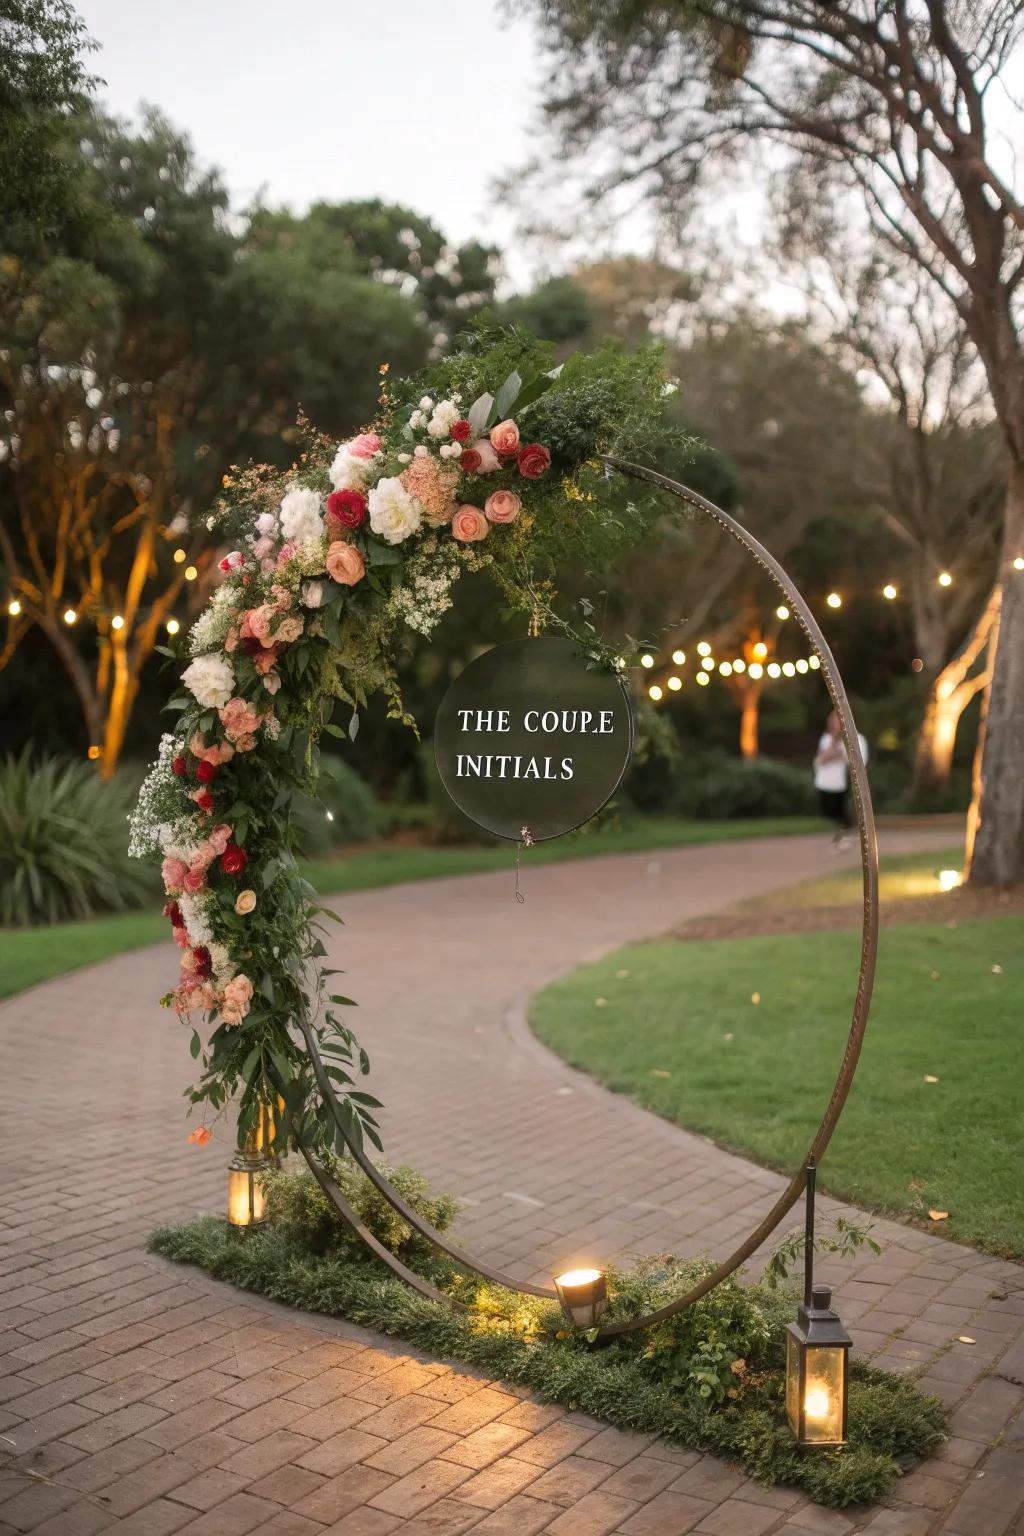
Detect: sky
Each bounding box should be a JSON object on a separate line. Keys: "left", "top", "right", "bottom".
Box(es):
{"left": 76, "top": 0, "right": 564, "bottom": 287}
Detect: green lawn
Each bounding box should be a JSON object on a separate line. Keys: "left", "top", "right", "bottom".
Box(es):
{"left": 532, "top": 915, "right": 1023, "bottom": 1258}
{"left": 0, "top": 815, "right": 820, "bottom": 1002}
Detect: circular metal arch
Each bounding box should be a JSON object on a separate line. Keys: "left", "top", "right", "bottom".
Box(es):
{"left": 297, "top": 462, "right": 880, "bottom": 1339}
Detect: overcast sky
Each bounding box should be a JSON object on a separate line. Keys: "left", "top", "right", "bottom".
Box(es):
{"left": 77, "top": 0, "right": 568, "bottom": 286}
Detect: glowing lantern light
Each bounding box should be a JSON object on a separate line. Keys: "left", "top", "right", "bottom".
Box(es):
{"left": 554, "top": 1268, "right": 607, "bottom": 1328}
{"left": 785, "top": 1168, "right": 852, "bottom": 1448}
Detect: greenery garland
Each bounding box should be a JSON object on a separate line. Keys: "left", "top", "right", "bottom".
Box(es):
{"left": 130, "top": 330, "right": 674, "bottom": 1153}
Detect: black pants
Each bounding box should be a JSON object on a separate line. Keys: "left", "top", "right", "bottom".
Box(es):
{"left": 819, "top": 788, "right": 852, "bottom": 830}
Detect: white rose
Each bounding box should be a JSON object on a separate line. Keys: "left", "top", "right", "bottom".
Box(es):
{"left": 301, "top": 580, "right": 325, "bottom": 607}
{"left": 368, "top": 476, "right": 422, "bottom": 546}
{"left": 279, "top": 487, "right": 323, "bottom": 547}
{"left": 181, "top": 652, "right": 234, "bottom": 708}
{"left": 419, "top": 396, "right": 434, "bottom": 411}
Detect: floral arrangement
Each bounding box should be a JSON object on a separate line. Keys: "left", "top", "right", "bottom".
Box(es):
{"left": 130, "top": 330, "right": 673, "bottom": 1156}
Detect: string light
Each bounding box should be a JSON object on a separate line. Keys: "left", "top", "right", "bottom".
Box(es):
{"left": 748, "top": 662, "right": 764, "bottom": 679}
{"left": 882, "top": 584, "right": 898, "bottom": 600}
{"left": 648, "top": 684, "right": 663, "bottom": 701}
{"left": 696, "top": 671, "right": 710, "bottom": 686}
{"left": 111, "top": 615, "right": 125, "bottom": 631}
{"left": 671, "top": 648, "right": 686, "bottom": 665}
{"left": 1013, "top": 556, "right": 1024, "bottom": 571}
{"left": 795, "top": 658, "right": 809, "bottom": 674}
{"left": 701, "top": 656, "right": 715, "bottom": 671}
{"left": 782, "top": 661, "right": 796, "bottom": 677}
{"left": 767, "top": 662, "right": 781, "bottom": 678}
{"left": 184, "top": 565, "right": 198, "bottom": 581}
{"left": 733, "top": 658, "right": 746, "bottom": 673}
{"left": 752, "top": 641, "right": 768, "bottom": 661}
{"left": 63, "top": 608, "right": 78, "bottom": 625}
{"left": 640, "top": 654, "right": 655, "bottom": 669}
{"left": 173, "top": 549, "right": 187, "bottom": 564}
{"left": 166, "top": 618, "right": 180, "bottom": 635}
{"left": 776, "top": 605, "right": 790, "bottom": 620}
{"left": 808, "top": 655, "right": 821, "bottom": 670}
{"left": 719, "top": 661, "right": 733, "bottom": 677}
{"left": 7, "top": 599, "right": 21, "bottom": 616}
{"left": 667, "top": 675, "right": 682, "bottom": 691}
{"left": 697, "top": 641, "right": 712, "bottom": 656}
{"left": 87, "top": 745, "right": 101, "bottom": 761}
{"left": 938, "top": 571, "right": 953, "bottom": 587}
{"left": 826, "top": 593, "right": 842, "bottom": 609}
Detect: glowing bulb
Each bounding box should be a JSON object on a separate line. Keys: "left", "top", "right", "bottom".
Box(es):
{"left": 325, "top": 810, "right": 335, "bottom": 822}
{"left": 667, "top": 675, "right": 682, "bottom": 691}
{"left": 937, "top": 869, "right": 963, "bottom": 892}
{"left": 938, "top": 571, "right": 953, "bottom": 587}
{"left": 111, "top": 614, "right": 125, "bottom": 631}
{"left": 640, "top": 653, "right": 655, "bottom": 669}
{"left": 63, "top": 607, "right": 78, "bottom": 625}
{"left": 767, "top": 662, "right": 781, "bottom": 679}
{"left": 795, "top": 658, "right": 808, "bottom": 674}
{"left": 555, "top": 1267, "right": 603, "bottom": 1286}
{"left": 752, "top": 641, "right": 768, "bottom": 660}
{"left": 672, "top": 649, "right": 686, "bottom": 665}
{"left": 804, "top": 1386, "right": 831, "bottom": 1421}
{"left": 826, "top": 592, "right": 842, "bottom": 609}
{"left": 776, "top": 605, "right": 790, "bottom": 620}
{"left": 1014, "top": 556, "right": 1024, "bottom": 571}
{"left": 166, "top": 618, "right": 180, "bottom": 635}
{"left": 782, "top": 661, "right": 796, "bottom": 677}
{"left": 87, "top": 745, "right": 101, "bottom": 761}
{"left": 697, "top": 641, "right": 711, "bottom": 657}
{"left": 719, "top": 661, "right": 733, "bottom": 677}
{"left": 696, "top": 672, "right": 710, "bottom": 687}
{"left": 173, "top": 548, "right": 187, "bottom": 564}
{"left": 808, "top": 655, "right": 821, "bottom": 671}
{"left": 7, "top": 599, "right": 21, "bottom": 616}
{"left": 732, "top": 658, "right": 746, "bottom": 673}
{"left": 701, "top": 656, "right": 715, "bottom": 671}
{"left": 882, "top": 583, "right": 897, "bottom": 600}
{"left": 748, "top": 662, "right": 763, "bottom": 680}
{"left": 648, "top": 684, "right": 663, "bottom": 701}
{"left": 184, "top": 565, "right": 198, "bottom": 581}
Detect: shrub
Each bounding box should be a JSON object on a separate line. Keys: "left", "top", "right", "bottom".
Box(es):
{"left": 260, "top": 1160, "right": 459, "bottom": 1261}
{"left": 0, "top": 751, "right": 154, "bottom": 925}
{"left": 291, "top": 754, "right": 385, "bottom": 855}
{"left": 675, "top": 752, "right": 817, "bottom": 819}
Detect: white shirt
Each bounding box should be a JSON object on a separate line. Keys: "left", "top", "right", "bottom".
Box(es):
{"left": 814, "top": 732, "right": 868, "bottom": 792}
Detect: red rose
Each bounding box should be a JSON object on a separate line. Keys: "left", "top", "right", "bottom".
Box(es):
{"left": 326, "top": 488, "right": 368, "bottom": 530}
{"left": 460, "top": 448, "right": 483, "bottom": 473}
{"left": 517, "top": 443, "right": 551, "bottom": 479}
{"left": 192, "top": 945, "right": 212, "bottom": 978}
{"left": 172, "top": 755, "right": 187, "bottom": 777}
{"left": 194, "top": 788, "right": 214, "bottom": 813}
{"left": 196, "top": 759, "right": 216, "bottom": 784}
{"left": 163, "top": 900, "right": 184, "bottom": 927}
{"left": 451, "top": 420, "right": 473, "bottom": 442}
{"left": 220, "top": 843, "right": 248, "bottom": 875}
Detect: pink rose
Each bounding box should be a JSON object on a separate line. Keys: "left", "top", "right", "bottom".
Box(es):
{"left": 172, "top": 925, "right": 189, "bottom": 949}
{"left": 517, "top": 443, "right": 552, "bottom": 479}
{"left": 192, "top": 840, "right": 217, "bottom": 870}
{"left": 469, "top": 439, "right": 500, "bottom": 473}
{"left": 275, "top": 615, "right": 304, "bottom": 644}
{"left": 489, "top": 419, "right": 520, "bottom": 456}
{"left": 484, "top": 490, "right": 522, "bottom": 524}
{"left": 246, "top": 604, "right": 275, "bottom": 644}
{"left": 252, "top": 536, "right": 275, "bottom": 560}
{"left": 183, "top": 867, "right": 206, "bottom": 894}
{"left": 326, "top": 540, "right": 366, "bottom": 586}
{"left": 209, "top": 824, "right": 233, "bottom": 855}
{"left": 451, "top": 505, "right": 490, "bottom": 543}
{"left": 347, "top": 432, "right": 381, "bottom": 460}
{"left": 161, "top": 856, "right": 188, "bottom": 893}
{"left": 220, "top": 697, "right": 262, "bottom": 742}
{"left": 276, "top": 541, "right": 297, "bottom": 566}
{"left": 218, "top": 550, "right": 245, "bottom": 572}
{"left": 221, "top": 973, "right": 254, "bottom": 1027}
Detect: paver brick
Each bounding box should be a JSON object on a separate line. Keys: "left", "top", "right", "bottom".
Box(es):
{"left": 462, "top": 1492, "right": 564, "bottom": 1534}
{"left": 424, "top": 1388, "right": 518, "bottom": 1437}
{"left": 618, "top": 1489, "right": 717, "bottom": 1534}
{"left": 293, "top": 1463, "right": 396, "bottom": 1523}
{"left": 368, "top": 1458, "right": 473, "bottom": 1516}
{"left": 246, "top": 1463, "right": 327, "bottom": 1506}
{"left": 218, "top": 1428, "right": 319, "bottom": 1480}
{"left": 365, "top": 1426, "right": 461, "bottom": 1477}
{"left": 168, "top": 1464, "right": 250, "bottom": 1510}
{"left": 512, "top": 1419, "right": 600, "bottom": 1467}
{"left": 297, "top": 1427, "right": 391, "bottom": 1477}
{"left": 173, "top": 1490, "right": 283, "bottom": 1535}
{"left": 544, "top": 1487, "right": 639, "bottom": 1535}
{"left": 694, "top": 1499, "right": 789, "bottom": 1535}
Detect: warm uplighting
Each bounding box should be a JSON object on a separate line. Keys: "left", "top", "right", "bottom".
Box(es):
{"left": 786, "top": 1283, "right": 851, "bottom": 1446}
{"left": 808, "top": 655, "right": 821, "bottom": 671}
{"left": 748, "top": 662, "right": 764, "bottom": 680}
{"left": 938, "top": 869, "right": 963, "bottom": 892}
{"left": 776, "top": 605, "right": 790, "bottom": 620}
{"left": 938, "top": 571, "right": 953, "bottom": 587}
{"left": 166, "top": 617, "right": 180, "bottom": 635}
{"left": 227, "top": 1148, "right": 268, "bottom": 1229}
{"left": 719, "top": 661, "right": 733, "bottom": 677}
{"left": 782, "top": 661, "right": 796, "bottom": 677}
{"left": 697, "top": 641, "right": 712, "bottom": 656}
{"left": 671, "top": 648, "right": 686, "bottom": 665}
{"left": 63, "top": 607, "right": 78, "bottom": 625}
{"left": 882, "top": 584, "right": 898, "bottom": 600}
{"left": 554, "top": 1267, "right": 608, "bottom": 1328}
{"left": 701, "top": 656, "right": 715, "bottom": 671}
{"left": 184, "top": 565, "right": 199, "bottom": 581}
{"left": 173, "top": 548, "right": 187, "bottom": 564}
{"left": 667, "top": 675, "right": 682, "bottom": 691}
{"left": 767, "top": 662, "right": 781, "bottom": 678}
{"left": 7, "top": 599, "right": 21, "bottom": 616}
{"left": 826, "top": 592, "right": 842, "bottom": 609}
{"left": 752, "top": 641, "right": 768, "bottom": 660}
{"left": 795, "top": 659, "right": 809, "bottom": 674}
{"left": 696, "top": 672, "right": 710, "bottom": 687}
{"left": 640, "top": 653, "right": 655, "bottom": 669}
{"left": 87, "top": 745, "right": 101, "bottom": 761}
{"left": 111, "top": 614, "right": 125, "bottom": 631}
{"left": 1014, "top": 556, "right": 1024, "bottom": 571}
{"left": 648, "top": 684, "right": 663, "bottom": 701}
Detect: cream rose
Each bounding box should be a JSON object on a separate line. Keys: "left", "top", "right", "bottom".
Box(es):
{"left": 484, "top": 490, "right": 521, "bottom": 524}
{"left": 451, "top": 505, "right": 490, "bottom": 543}
{"left": 234, "top": 889, "right": 257, "bottom": 915}
{"left": 326, "top": 540, "right": 366, "bottom": 585}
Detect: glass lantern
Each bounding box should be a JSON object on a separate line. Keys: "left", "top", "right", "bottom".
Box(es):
{"left": 785, "top": 1283, "right": 851, "bottom": 1446}
{"left": 226, "top": 1148, "right": 268, "bottom": 1229}
{"left": 553, "top": 1268, "right": 608, "bottom": 1328}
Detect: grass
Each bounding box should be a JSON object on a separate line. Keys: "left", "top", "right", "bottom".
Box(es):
{"left": 532, "top": 914, "right": 1023, "bottom": 1258}
{"left": 0, "top": 815, "right": 820, "bottom": 1001}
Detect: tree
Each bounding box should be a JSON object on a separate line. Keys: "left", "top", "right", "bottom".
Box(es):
{"left": 527, "top": 0, "right": 1024, "bottom": 882}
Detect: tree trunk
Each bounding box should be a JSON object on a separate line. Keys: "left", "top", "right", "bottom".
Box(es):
{"left": 967, "top": 464, "right": 1024, "bottom": 885}
{"left": 912, "top": 588, "right": 998, "bottom": 799}
{"left": 99, "top": 637, "right": 137, "bottom": 781}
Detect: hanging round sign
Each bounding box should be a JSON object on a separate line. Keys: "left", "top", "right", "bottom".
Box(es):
{"left": 433, "top": 637, "right": 634, "bottom": 843}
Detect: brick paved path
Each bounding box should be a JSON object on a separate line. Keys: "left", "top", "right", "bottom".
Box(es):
{"left": 1, "top": 830, "right": 1021, "bottom": 1536}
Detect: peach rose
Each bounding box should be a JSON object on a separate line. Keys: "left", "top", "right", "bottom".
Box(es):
{"left": 234, "top": 889, "right": 257, "bottom": 915}
{"left": 275, "top": 615, "right": 304, "bottom": 644}
{"left": 246, "top": 604, "right": 276, "bottom": 644}
{"left": 192, "top": 840, "right": 217, "bottom": 870}
{"left": 484, "top": 490, "right": 521, "bottom": 524}
{"left": 326, "top": 540, "right": 366, "bottom": 586}
{"left": 489, "top": 419, "right": 520, "bottom": 456}
{"left": 451, "top": 505, "right": 490, "bottom": 543}
{"left": 276, "top": 541, "right": 297, "bottom": 565}
{"left": 220, "top": 697, "right": 262, "bottom": 741}
{"left": 469, "top": 438, "right": 500, "bottom": 472}
{"left": 161, "top": 857, "right": 188, "bottom": 893}
{"left": 221, "top": 973, "right": 254, "bottom": 1027}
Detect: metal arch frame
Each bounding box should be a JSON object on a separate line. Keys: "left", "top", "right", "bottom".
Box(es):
{"left": 296, "top": 461, "right": 880, "bottom": 1341}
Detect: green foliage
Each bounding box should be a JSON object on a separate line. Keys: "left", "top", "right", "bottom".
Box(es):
{"left": 671, "top": 752, "right": 817, "bottom": 819}
{"left": 290, "top": 754, "right": 385, "bottom": 855}
{"left": 150, "top": 1211, "right": 947, "bottom": 1508}
{"left": 0, "top": 751, "right": 154, "bottom": 925}
{"left": 260, "top": 1160, "right": 459, "bottom": 1261}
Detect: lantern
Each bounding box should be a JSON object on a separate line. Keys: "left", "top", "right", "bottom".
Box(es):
{"left": 785, "top": 1283, "right": 851, "bottom": 1446}
{"left": 553, "top": 1268, "right": 607, "bottom": 1328}
{"left": 226, "top": 1148, "right": 267, "bottom": 1229}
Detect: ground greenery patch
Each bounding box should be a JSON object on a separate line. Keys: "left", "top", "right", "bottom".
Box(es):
{"left": 151, "top": 1161, "right": 947, "bottom": 1509}
{"left": 532, "top": 913, "right": 1023, "bottom": 1258}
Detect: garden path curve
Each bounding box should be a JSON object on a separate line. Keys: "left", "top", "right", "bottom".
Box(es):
{"left": 1, "top": 827, "right": 1021, "bottom": 1536}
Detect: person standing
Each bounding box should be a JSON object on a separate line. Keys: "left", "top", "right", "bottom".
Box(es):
{"left": 813, "top": 710, "right": 868, "bottom": 847}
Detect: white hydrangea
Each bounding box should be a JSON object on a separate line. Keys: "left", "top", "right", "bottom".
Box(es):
{"left": 330, "top": 445, "right": 375, "bottom": 491}
{"left": 419, "top": 396, "right": 434, "bottom": 411}
{"left": 368, "top": 476, "right": 422, "bottom": 546}
{"left": 178, "top": 891, "right": 213, "bottom": 947}
{"left": 409, "top": 410, "right": 425, "bottom": 429}
{"left": 181, "top": 652, "right": 234, "bottom": 708}
{"left": 426, "top": 400, "right": 460, "bottom": 439}
{"left": 255, "top": 511, "right": 279, "bottom": 537}
{"left": 279, "top": 487, "right": 323, "bottom": 546}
